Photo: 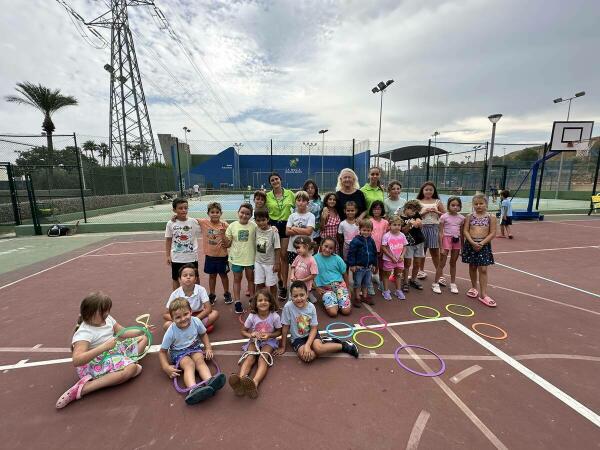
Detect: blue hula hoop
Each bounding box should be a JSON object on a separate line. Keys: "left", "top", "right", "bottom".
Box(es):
{"left": 325, "top": 321, "right": 354, "bottom": 339}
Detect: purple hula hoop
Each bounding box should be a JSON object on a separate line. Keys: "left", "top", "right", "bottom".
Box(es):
{"left": 393, "top": 345, "right": 446, "bottom": 377}
{"left": 172, "top": 349, "right": 221, "bottom": 394}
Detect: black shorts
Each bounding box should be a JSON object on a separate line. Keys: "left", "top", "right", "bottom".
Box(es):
{"left": 291, "top": 334, "right": 322, "bottom": 352}
{"left": 270, "top": 219, "right": 288, "bottom": 239}
{"left": 204, "top": 255, "right": 229, "bottom": 274}
{"left": 171, "top": 261, "right": 199, "bottom": 281}
{"left": 501, "top": 217, "right": 513, "bottom": 226}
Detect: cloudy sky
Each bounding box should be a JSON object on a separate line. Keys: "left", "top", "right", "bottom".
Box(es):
{"left": 1, "top": 0, "right": 598, "bottom": 151}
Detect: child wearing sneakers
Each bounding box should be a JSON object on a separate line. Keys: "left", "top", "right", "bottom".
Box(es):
{"left": 274, "top": 281, "right": 359, "bottom": 362}
{"left": 381, "top": 215, "right": 408, "bottom": 300}
{"left": 285, "top": 190, "right": 316, "bottom": 270}
{"left": 499, "top": 190, "right": 514, "bottom": 239}
{"left": 400, "top": 200, "right": 425, "bottom": 292}
{"left": 347, "top": 219, "right": 378, "bottom": 305}
{"left": 165, "top": 197, "right": 200, "bottom": 290}
{"left": 254, "top": 209, "right": 281, "bottom": 300}
{"left": 196, "top": 202, "right": 231, "bottom": 305}
{"left": 434, "top": 197, "right": 464, "bottom": 294}
{"left": 159, "top": 298, "right": 226, "bottom": 405}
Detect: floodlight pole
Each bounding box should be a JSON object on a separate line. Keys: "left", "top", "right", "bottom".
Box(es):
{"left": 485, "top": 114, "right": 502, "bottom": 194}
{"left": 372, "top": 79, "right": 394, "bottom": 167}
{"left": 319, "top": 130, "right": 328, "bottom": 188}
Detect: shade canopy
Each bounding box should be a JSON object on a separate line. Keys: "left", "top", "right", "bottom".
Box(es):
{"left": 377, "top": 145, "right": 448, "bottom": 162}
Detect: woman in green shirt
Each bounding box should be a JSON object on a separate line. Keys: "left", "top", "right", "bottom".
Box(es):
{"left": 266, "top": 172, "right": 295, "bottom": 299}
{"left": 360, "top": 166, "right": 385, "bottom": 215}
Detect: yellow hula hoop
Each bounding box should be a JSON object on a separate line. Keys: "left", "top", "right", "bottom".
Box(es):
{"left": 445, "top": 304, "right": 475, "bottom": 317}
{"left": 352, "top": 330, "right": 384, "bottom": 349}
{"left": 412, "top": 306, "right": 441, "bottom": 319}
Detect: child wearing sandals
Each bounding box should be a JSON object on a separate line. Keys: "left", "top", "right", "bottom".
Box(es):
{"left": 163, "top": 264, "right": 219, "bottom": 332}
{"left": 400, "top": 200, "right": 426, "bottom": 292}
{"left": 159, "top": 298, "right": 226, "bottom": 405}
{"left": 274, "top": 280, "right": 359, "bottom": 362}
{"left": 381, "top": 215, "right": 408, "bottom": 301}
{"left": 434, "top": 197, "right": 465, "bottom": 294}
{"left": 313, "top": 237, "right": 354, "bottom": 315}
{"left": 462, "top": 194, "right": 497, "bottom": 307}
{"left": 229, "top": 289, "right": 282, "bottom": 399}
{"left": 56, "top": 292, "right": 151, "bottom": 408}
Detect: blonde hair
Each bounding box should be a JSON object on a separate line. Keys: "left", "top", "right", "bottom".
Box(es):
{"left": 358, "top": 218, "right": 373, "bottom": 230}
{"left": 295, "top": 190, "right": 309, "bottom": 202}
{"left": 336, "top": 168, "right": 360, "bottom": 191}
{"left": 389, "top": 214, "right": 404, "bottom": 226}
{"left": 168, "top": 298, "right": 192, "bottom": 317}
{"left": 472, "top": 193, "right": 488, "bottom": 205}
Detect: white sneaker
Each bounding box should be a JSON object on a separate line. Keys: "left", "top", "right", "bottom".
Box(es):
{"left": 417, "top": 271, "right": 427, "bottom": 280}
{"left": 431, "top": 283, "right": 442, "bottom": 294}
{"left": 450, "top": 283, "right": 459, "bottom": 294}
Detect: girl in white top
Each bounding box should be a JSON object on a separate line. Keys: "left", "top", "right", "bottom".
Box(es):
{"left": 56, "top": 292, "right": 151, "bottom": 409}
{"left": 162, "top": 264, "right": 219, "bottom": 332}
{"left": 384, "top": 181, "right": 406, "bottom": 218}
{"left": 415, "top": 182, "right": 445, "bottom": 284}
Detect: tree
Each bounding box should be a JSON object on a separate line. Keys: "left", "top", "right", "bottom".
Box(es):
{"left": 13, "top": 145, "right": 97, "bottom": 176}
{"left": 5, "top": 82, "right": 78, "bottom": 170}
{"left": 82, "top": 140, "right": 98, "bottom": 160}
{"left": 97, "top": 142, "right": 110, "bottom": 166}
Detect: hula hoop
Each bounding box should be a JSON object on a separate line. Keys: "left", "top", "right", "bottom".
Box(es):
{"left": 412, "top": 306, "right": 441, "bottom": 319}
{"left": 173, "top": 349, "right": 221, "bottom": 394}
{"left": 135, "top": 313, "right": 151, "bottom": 328}
{"left": 471, "top": 322, "right": 508, "bottom": 340}
{"left": 394, "top": 345, "right": 446, "bottom": 377}
{"left": 352, "top": 330, "right": 384, "bottom": 349}
{"left": 445, "top": 304, "right": 475, "bottom": 317}
{"left": 358, "top": 315, "right": 388, "bottom": 332}
{"left": 325, "top": 321, "right": 354, "bottom": 339}
{"left": 98, "top": 325, "right": 152, "bottom": 367}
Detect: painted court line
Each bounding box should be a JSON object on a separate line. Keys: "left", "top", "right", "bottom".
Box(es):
{"left": 83, "top": 251, "right": 164, "bottom": 257}
{"left": 495, "top": 262, "right": 600, "bottom": 299}
{"left": 494, "top": 245, "right": 599, "bottom": 255}
{"left": 0, "top": 242, "right": 115, "bottom": 291}
{"left": 406, "top": 410, "right": 431, "bottom": 450}
{"left": 450, "top": 365, "right": 483, "bottom": 384}
{"left": 363, "top": 305, "right": 507, "bottom": 450}
{"left": 445, "top": 316, "right": 600, "bottom": 428}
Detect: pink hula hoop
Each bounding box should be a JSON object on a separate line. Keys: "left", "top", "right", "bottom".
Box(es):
{"left": 358, "top": 314, "right": 388, "bottom": 332}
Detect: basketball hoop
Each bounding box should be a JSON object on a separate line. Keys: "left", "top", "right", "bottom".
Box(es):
{"left": 575, "top": 139, "right": 592, "bottom": 158}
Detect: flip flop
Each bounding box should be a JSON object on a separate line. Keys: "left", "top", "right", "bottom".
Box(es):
{"left": 478, "top": 296, "right": 497, "bottom": 308}
{"left": 185, "top": 385, "right": 215, "bottom": 405}
{"left": 241, "top": 375, "right": 259, "bottom": 399}
{"left": 228, "top": 374, "right": 245, "bottom": 396}
{"left": 207, "top": 373, "right": 226, "bottom": 392}
{"left": 466, "top": 288, "right": 479, "bottom": 298}
{"left": 56, "top": 375, "right": 92, "bottom": 409}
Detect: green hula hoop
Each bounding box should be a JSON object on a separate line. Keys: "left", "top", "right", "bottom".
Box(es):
{"left": 412, "top": 306, "right": 441, "bottom": 319}
{"left": 99, "top": 326, "right": 152, "bottom": 366}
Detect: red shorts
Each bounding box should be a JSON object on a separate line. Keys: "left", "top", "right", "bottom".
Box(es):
{"left": 442, "top": 236, "right": 461, "bottom": 251}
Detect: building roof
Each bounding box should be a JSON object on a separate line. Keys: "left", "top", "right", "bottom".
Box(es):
{"left": 377, "top": 145, "right": 448, "bottom": 162}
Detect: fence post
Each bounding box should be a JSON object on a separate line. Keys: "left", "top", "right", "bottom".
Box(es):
{"left": 6, "top": 163, "right": 21, "bottom": 226}
{"left": 351, "top": 138, "right": 355, "bottom": 172}
{"left": 426, "top": 139, "right": 431, "bottom": 181}
{"left": 73, "top": 133, "right": 88, "bottom": 223}
{"left": 270, "top": 139, "right": 273, "bottom": 172}
{"left": 535, "top": 143, "right": 548, "bottom": 210}
{"left": 25, "top": 173, "right": 42, "bottom": 235}
{"left": 175, "top": 137, "right": 184, "bottom": 197}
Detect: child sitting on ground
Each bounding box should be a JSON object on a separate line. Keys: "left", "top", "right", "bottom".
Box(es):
{"left": 229, "top": 289, "right": 282, "bottom": 399}
{"left": 159, "top": 298, "right": 226, "bottom": 405}
{"left": 274, "top": 280, "right": 358, "bottom": 362}
{"left": 165, "top": 197, "right": 200, "bottom": 290}
{"left": 163, "top": 264, "right": 219, "bottom": 332}
{"left": 313, "top": 237, "right": 353, "bottom": 316}
{"left": 56, "top": 292, "right": 151, "bottom": 408}
{"left": 347, "top": 219, "right": 378, "bottom": 305}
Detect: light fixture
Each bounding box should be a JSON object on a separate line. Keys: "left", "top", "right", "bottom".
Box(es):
{"left": 488, "top": 113, "right": 502, "bottom": 124}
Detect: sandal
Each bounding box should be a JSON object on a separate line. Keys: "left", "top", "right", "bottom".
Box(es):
{"left": 56, "top": 375, "right": 92, "bottom": 409}
{"left": 478, "top": 296, "right": 497, "bottom": 308}
{"left": 241, "top": 375, "right": 259, "bottom": 399}
{"left": 466, "top": 288, "right": 479, "bottom": 298}
{"left": 228, "top": 374, "right": 245, "bottom": 396}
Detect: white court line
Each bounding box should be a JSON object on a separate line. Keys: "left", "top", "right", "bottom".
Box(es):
{"left": 0, "top": 241, "right": 115, "bottom": 291}
{"left": 445, "top": 316, "right": 600, "bottom": 428}
{"left": 552, "top": 222, "right": 600, "bottom": 230}
{"left": 406, "top": 410, "right": 431, "bottom": 450}
{"left": 494, "top": 245, "right": 599, "bottom": 255}
{"left": 83, "top": 251, "right": 164, "bottom": 257}
{"left": 450, "top": 365, "right": 483, "bottom": 384}
{"left": 495, "top": 262, "right": 600, "bottom": 299}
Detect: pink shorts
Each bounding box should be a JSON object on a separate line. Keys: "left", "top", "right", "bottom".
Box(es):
{"left": 382, "top": 259, "right": 404, "bottom": 272}
{"left": 442, "top": 235, "right": 461, "bottom": 251}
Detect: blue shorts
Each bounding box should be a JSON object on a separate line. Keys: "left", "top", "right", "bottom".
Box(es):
{"left": 204, "top": 255, "right": 229, "bottom": 274}
{"left": 169, "top": 341, "right": 204, "bottom": 367}
{"left": 231, "top": 264, "right": 254, "bottom": 273}
{"left": 353, "top": 267, "right": 372, "bottom": 289}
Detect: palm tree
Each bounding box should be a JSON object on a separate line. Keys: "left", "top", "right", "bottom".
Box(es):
{"left": 82, "top": 140, "right": 97, "bottom": 160}
{"left": 5, "top": 82, "right": 78, "bottom": 169}
{"left": 97, "top": 142, "right": 110, "bottom": 166}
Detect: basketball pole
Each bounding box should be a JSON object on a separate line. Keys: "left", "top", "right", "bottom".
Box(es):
{"left": 589, "top": 143, "right": 600, "bottom": 215}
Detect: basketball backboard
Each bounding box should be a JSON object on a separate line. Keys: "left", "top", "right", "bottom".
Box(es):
{"left": 550, "top": 121, "right": 594, "bottom": 151}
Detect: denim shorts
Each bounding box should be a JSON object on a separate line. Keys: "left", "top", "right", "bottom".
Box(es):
{"left": 352, "top": 267, "right": 372, "bottom": 288}
{"left": 169, "top": 341, "right": 204, "bottom": 367}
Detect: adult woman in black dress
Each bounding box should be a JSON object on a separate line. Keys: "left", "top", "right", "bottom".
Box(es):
{"left": 335, "top": 168, "right": 367, "bottom": 221}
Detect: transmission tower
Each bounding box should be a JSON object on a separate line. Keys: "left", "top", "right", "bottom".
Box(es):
{"left": 57, "top": 0, "right": 158, "bottom": 174}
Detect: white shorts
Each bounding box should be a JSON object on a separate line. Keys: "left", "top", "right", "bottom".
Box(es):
{"left": 254, "top": 262, "right": 278, "bottom": 287}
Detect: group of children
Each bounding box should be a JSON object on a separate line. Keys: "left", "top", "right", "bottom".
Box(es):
{"left": 58, "top": 178, "right": 511, "bottom": 408}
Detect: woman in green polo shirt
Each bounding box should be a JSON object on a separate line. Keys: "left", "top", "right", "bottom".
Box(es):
{"left": 361, "top": 166, "right": 385, "bottom": 215}
{"left": 266, "top": 172, "right": 295, "bottom": 299}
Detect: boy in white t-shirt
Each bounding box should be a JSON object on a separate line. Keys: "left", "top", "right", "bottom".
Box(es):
{"left": 165, "top": 198, "right": 200, "bottom": 289}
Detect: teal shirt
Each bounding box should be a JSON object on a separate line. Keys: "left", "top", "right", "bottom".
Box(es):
{"left": 314, "top": 253, "right": 347, "bottom": 286}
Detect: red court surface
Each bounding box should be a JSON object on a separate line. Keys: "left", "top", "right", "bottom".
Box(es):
{"left": 0, "top": 217, "right": 599, "bottom": 449}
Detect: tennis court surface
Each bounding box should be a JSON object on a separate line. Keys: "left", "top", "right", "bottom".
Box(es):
{"left": 0, "top": 216, "right": 599, "bottom": 449}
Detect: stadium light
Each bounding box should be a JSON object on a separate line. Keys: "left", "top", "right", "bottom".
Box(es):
{"left": 484, "top": 114, "right": 502, "bottom": 193}
{"left": 372, "top": 79, "right": 394, "bottom": 166}
{"left": 319, "top": 130, "right": 328, "bottom": 188}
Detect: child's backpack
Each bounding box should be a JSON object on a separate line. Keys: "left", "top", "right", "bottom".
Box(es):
{"left": 47, "top": 224, "right": 70, "bottom": 237}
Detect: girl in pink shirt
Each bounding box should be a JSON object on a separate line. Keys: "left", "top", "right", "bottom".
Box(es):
{"left": 368, "top": 200, "right": 388, "bottom": 292}
{"left": 434, "top": 197, "right": 465, "bottom": 294}
{"left": 290, "top": 236, "right": 319, "bottom": 293}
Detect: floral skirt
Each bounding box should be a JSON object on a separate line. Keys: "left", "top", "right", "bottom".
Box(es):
{"left": 76, "top": 337, "right": 139, "bottom": 380}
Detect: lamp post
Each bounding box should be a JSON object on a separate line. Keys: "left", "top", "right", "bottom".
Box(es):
{"left": 183, "top": 126, "right": 191, "bottom": 189}
{"left": 372, "top": 79, "right": 394, "bottom": 166}
{"left": 303, "top": 142, "right": 317, "bottom": 179}
{"left": 485, "top": 114, "right": 502, "bottom": 194}
{"left": 233, "top": 142, "right": 243, "bottom": 189}
{"left": 472, "top": 145, "right": 484, "bottom": 164}
{"left": 553, "top": 91, "right": 585, "bottom": 199}
{"left": 319, "top": 130, "right": 328, "bottom": 188}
